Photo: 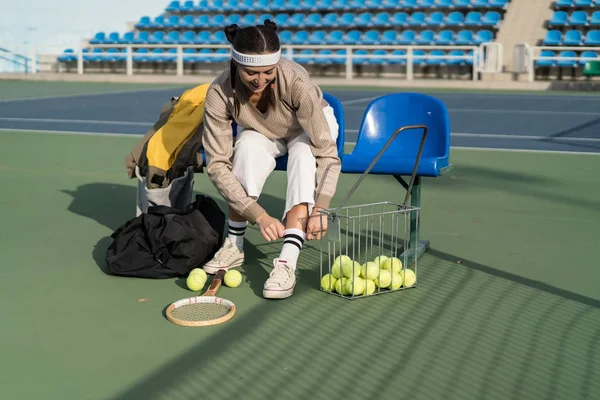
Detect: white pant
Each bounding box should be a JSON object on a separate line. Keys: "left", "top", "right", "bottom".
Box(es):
{"left": 232, "top": 105, "right": 339, "bottom": 220}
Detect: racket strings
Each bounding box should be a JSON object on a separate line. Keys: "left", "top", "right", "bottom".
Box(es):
{"left": 171, "top": 302, "right": 232, "bottom": 321}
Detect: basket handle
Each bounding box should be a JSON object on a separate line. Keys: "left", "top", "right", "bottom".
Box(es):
{"left": 331, "top": 124, "right": 429, "bottom": 216}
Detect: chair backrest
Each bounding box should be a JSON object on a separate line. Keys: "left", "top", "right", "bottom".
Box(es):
{"left": 351, "top": 93, "right": 450, "bottom": 161}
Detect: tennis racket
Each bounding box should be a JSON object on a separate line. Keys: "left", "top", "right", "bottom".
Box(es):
{"left": 165, "top": 269, "right": 236, "bottom": 327}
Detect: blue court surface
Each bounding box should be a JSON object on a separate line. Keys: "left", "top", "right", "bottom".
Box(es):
{"left": 0, "top": 86, "right": 599, "bottom": 154}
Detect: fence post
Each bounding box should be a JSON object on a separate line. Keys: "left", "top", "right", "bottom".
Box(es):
{"left": 345, "top": 46, "right": 353, "bottom": 80}
{"left": 126, "top": 46, "right": 133, "bottom": 76}
{"left": 177, "top": 45, "right": 183, "bottom": 76}
{"left": 77, "top": 49, "right": 83, "bottom": 75}
{"left": 406, "top": 47, "right": 413, "bottom": 80}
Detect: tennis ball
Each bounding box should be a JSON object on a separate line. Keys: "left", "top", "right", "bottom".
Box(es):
{"left": 360, "top": 261, "right": 380, "bottom": 280}
{"left": 364, "top": 280, "right": 376, "bottom": 295}
{"left": 381, "top": 257, "right": 403, "bottom": 274}
{"left": 335, "top": 277, "right": 350, "bottom": 295}
{"left": 320, "top": 274, "right": 338, "bottom": 292}
{"left": 373, "top": 255, "right": 388, "bottom": 267}
{"left": 342, "top": 260, "right": 361, "bottom": 279}
{"left": 374, "top": 270, "right": 392, "bottom": 288}
{"left": 190, "top": 268, "right": 207, "bottom": 282}
{"left": 224, "top": 270, "right": 243, "bottom": 288}
{"left": 400, "top": 269, "right": 417, "bottom": 287}
{"left": 389, "top": 273, "right": 403, "bottom": 290}
{"left": 186, "top": 273, "right": 206, "bottom": 291}
{"left": 334, "top": 255, "right": 352, "bottom": 266}
{"left": 331, "top": 262, "right": 342, "bottom": 279}
{"left": 346, "top": 277, "right": 366, "bottom": 296}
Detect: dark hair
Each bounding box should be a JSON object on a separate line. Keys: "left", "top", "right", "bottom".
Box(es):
{"left": 224, "top": 20, "right": 281, "bottom": 116}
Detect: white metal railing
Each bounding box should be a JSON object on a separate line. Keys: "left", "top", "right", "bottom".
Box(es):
{"left": 0, "top": 42, "right": 503, "bottom": 81}
{"left": 514, "top": 43, "right": 600, "bottom": 82}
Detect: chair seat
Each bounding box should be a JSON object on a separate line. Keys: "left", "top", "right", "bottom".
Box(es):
{"left": 341, "top": 154, "right": 450, "bottom": 177}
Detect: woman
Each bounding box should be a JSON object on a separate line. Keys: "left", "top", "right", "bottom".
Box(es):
{"left": 201, "top": 20, "right": 341, "bottom": 299}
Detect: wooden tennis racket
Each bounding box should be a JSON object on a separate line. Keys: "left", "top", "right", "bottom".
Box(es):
{"left": 165, "top": 269, "right": 236, "bottom": 327}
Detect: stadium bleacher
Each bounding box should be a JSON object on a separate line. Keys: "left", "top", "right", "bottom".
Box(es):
{"left": 57, "top": 0, "right": 511, "bottom": 76}
{"left": 537, "top": 0, "right": 599, "bottom": 75}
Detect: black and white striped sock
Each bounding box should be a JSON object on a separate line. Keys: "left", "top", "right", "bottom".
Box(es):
{"left": 228, "top": 219, "right": 247, "bottom": 250}
{"left": 278, "top": 228, "right": 305, "bottom": 269}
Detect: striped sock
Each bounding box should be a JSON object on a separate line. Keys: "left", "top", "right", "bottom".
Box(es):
{"left": 228, "top": 219, "right": 247, "bottom": 250}
{"left": 278, "top": 228, "right": 305, "bottom": 269}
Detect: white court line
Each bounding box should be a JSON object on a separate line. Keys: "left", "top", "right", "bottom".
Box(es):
{"left": 345, "top": 129, "right": 600, "bottom": 142}
{"left": 0, "top": 117, "right": 152, "bottom": 126}
{"left": 0, "top": 85, "right": 188, "bottom": 103}
{"left": 3, "top": 128, "right": 599, "bottom": 155}
{"left": 450, "top": 108, "right": 600, "bottom": 116}
{"left": 340, "top": 96, "right": 377, "bottom": 105}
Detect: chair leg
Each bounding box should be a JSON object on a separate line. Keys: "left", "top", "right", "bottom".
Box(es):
{"left": 394, "top": 175, "right": 430, "bottom": 265}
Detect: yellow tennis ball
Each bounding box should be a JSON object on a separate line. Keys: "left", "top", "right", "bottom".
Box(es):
{"left": 346, "top": 277, "right": 366, "bottom": 296}
{"left": 389, "top": 273, "right": 403, "bottom": 290}
{"left": 334, "top": 255, "right": 352, "bottom": 266}
{"left": 364, "top": 280, "right": 376, "bottom": 295}
{"left": 373, "top": 255, "right": 388, "bottom": 267}
{"left": 360, "top": 261, "right": 380, "bottom": 280}
{"left": 335, "top": 277, "right": 350, "bottom": 295}
{"left": 224, "top": 270, "right": 243, "bottom": 288}
{"left": 190, "top": 268, "right": 207, "bottom": 282}
{"left": 400, "top": 269, "right": 416, "bottom": 287}
{"left": 374, "top": 270, "right": 392, "bottom": 288}
{"left": 320, "top": 274, "right": 338, "bottom": 292}
{"left": 381, "top": 257, "right": 403, "bottom": 274}
{"left": 331, "top": 262, "right": 342, "bottom": 279}
{"left": 342, "top": 260, "right": 361, "bottom": 279}
{"left": 186, "top": 273, "right": 206, "bottom": 291}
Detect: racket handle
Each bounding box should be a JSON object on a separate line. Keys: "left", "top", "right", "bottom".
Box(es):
{"left": 205, "top": 269, "right": 226, "bottom": 296}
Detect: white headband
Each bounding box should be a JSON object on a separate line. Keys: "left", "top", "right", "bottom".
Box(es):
{"left": 231, "top": 48, "right": 281, "bottom": 66}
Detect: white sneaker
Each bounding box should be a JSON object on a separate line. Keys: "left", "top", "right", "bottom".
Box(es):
{"left": 263, "top": 259, "right": 296, "bottom": 299}
{"left": 203, "top": 237, "right": 245, "bottom": 274}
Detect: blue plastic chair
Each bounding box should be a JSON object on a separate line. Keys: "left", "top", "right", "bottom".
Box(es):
{"left": 392, "top": 12, "right": 409, "bottom": 26}
{"left": 584, "top": 30, "right": 600, "bottom": 45}
{"left": 446, "top": 12, "right": 464, "bottom": 26}
{"left": 549, "top": 11, "right": 568, "bottom": 26}
{"left": 89, "top": 32, "right": 106, "bottom": 45}
{"left": 279, "top": 30, "right": 293, "bottom": 44}
{"left": 436, "top": 0, "right": 453, "bottom": 7}
{"left": 136, "top": 16, "right": 151, "bottom": 29}
{"left": 562, "top": 30, "right": 582, "bottom": 45}
{"left": 339, "top": 13, "right": 356, "bottom": 27}
{"left": 535, "top": 50, "right": 556, "bottom": 67}
{"left": 341, "top": 93, "right": 451, "bottom": 178}
{"left": 454, "top": 0, "right": 470, "bottom": 7}
{"left": 488, "top": 0, "right": 508, "bottom": 5}
{"left": 166, "top": 1, "right": 182, "bottom": 12}
{"left": 375, "top": 12, "right": 391, "bottom": 26}
{"left": 574, "top": 0, "right": 592, "bottom": 6}
{"left": 322, "top": 13, "right": 339, "bottom": 27}
{"left": 362, "top": 30, "right": 380, "bottom": 44}
{"left": 543, "top": 30, "right": 562, "bottom": 45}
{"left": 436, "top": 30, "right": 454, "bottom": 44}
{"left": 308, "top": 30, "right": 327, "bottom": 44}
{"left": 474, "top": 30, "right": 493, "bottom": 44}
{"left": 464, "top": 12, "right": 483, "bottom": 26}
{"left": 408, "top": 12, "right": 426, "bottom": 26}
{"left": 590, "top": 12, "right": 600, "bottom": 25}
{"left": 556, "top": 51, "right": 578, "bottom": 67}
{"left": 327, "top": 30, "right": 345, "bottom": 44}
{"left": 416, "top": 30, "right": 436, "bottom": 45}
{"left": 455, "top": 30, "right": 474, "bottom": 45}
{"left": 398, "top": 30, "right": 417, "bottom": 45}
{"left": 471, "top": 0, "right": 490, "bottom": 6}
{"left": 570, "top": 11, "right": 588, "bottom": 26}
{"left": 579, "top": 51, "right": 598, "bottom": 66}
{"left": 483, "top": 11, "right": 501, "bottom": 26}
{"left": 554, "top": 0, "right": 572, "bottom": 5}
{"left": 119, "top": 32, "right": 135, "bottom": 44}
{"left": 356, "top": 12, "right": 374, "bottom": 26}
{"left": 196, "top": 15, "right": 210, "bottom": 27}
{"left": 380, "top": 30, "right": 398, "bottom": 44}
{"left": 427, "top": 12, "right": 445, "bottom": 26}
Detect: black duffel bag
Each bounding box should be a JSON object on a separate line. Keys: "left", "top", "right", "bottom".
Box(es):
{"left": 106, "top": 194, "right": 225, "bottom": 279}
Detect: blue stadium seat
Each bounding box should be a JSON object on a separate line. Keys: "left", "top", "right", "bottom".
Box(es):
{"left": 389, "top": 49, "right": 406, "bottom": 64}
{"left": 454, "top": 0, "right": 471, "bottom": 7}
{"left": 570, "top": 11, "right": 588, "bottom": 26}
{"left": 57, "top": 49, "right": 76, "bottom": 63}
{"left": 210, "top": 31, "right": 227, "bottom": 44}
{"left": 302, "top": 0, "right": 317, "bottom": 10}
{"left": 563, "top": 30, "right": 583, "bottom": 45}
{"left": 584, "top": 30, "right": 600, "bottom": 45}
{"left": 288, "top": 13, "right": 306, "bottom": 27}
{"left": 303, "top": 13, "right": 322, "bottom": 27}
{"left": 344, "top": 30, "right": 362, "bottom": 43}
{"left": 180, "top": 15, "right": 196, "bottom": 29}
{"left": 180, "top": 1, "right": 195, "bottom": 12}
{"left": 271, "top": 0, "right": 286, "bottom": 10}
{"left": 392, "top": 12, "right": 409, "bottom": 26}
{"left": 332, "top": 49, "right": 347, "bottom": 64}
{"left": 132, "top": 48, "right": 150, "bottom": 63}
{"left": 543, "top": 30, "right": 562, "bottom": 45}
{"left": 419, "top": 0, "right": 435, "bottom": 7}
{"left": 136, "top": 16, "right": 151, "bottom": 29}
{"left": 437, "top": 30, "right": 455, "bottom": 44}
{"left": 380, "top": 30, "right": 398, "bottom": 44}
{"left": 341, "top": 93, "right": 450, "bottom": 178}
{"left": 226, "top": 14, "right": 242, "bottom": 25}
{"left": 554, "top": 0, "right": 572, "bottom": 6}
{"left": 285, "top": 0, "right": 302, "bottom": 10}
{"left": 455, "top": 30, "right": 474, "bottom": 45}
{"left": 471, "top": 0, "right": 490, "bottom": 6}
{"left": 279, "top": 30, "right": 293, "bottom": 44}
{"left": 489, "top": 0, "right": 508, "bottom": 6}
{"left": 367, "top": 0, "right": 384, "bottom": 9}
{"left": 427, "top": 12, "right": 445, "bottom": 26}
{"left": 195, "top": 31, "right": 211, "bottom": 44}
{"left": 339, "top": 13, "right": 356, "bottom": 27}
{"left": 591, "top": 12, "right": 600, "bottom": 25}
{"left": 166, "top": 1, "right": 182, "bottom": 12}
{"left": 356, "top": 12, "right": 374, "bottom": 26}
{"left": 182, "top": 48, "right": 197, "bottom": 63}
{"left": 258, "top": 13, "right": 274, "bottom": 23}
{"left": 375, "top": 12, "right": 391, "bottom": 26}
{"left": 403, "top": 0, "right": 418, "bottom": 7}
{"left": 148, "top": 31, "right": 166, "bottom": 44}
{"left": 163, "top": 31, "right": 181, "bottom": 44}
{"left": 556, "top": 51, "right": 578, "bottom": 67}
{"left": 464, "top": 12, "right": 483, "bottom": 26}
{"left": 296, "top": 49, "right": 314, "bottom": 64}
{"left": 475, "top": 30, "right": 494, "bottom": 44}
{"left": 483, "top": 11, "right": 501, "bottom": 26}
{"left": 149, "top": 16, "right": 166, "bottom": 29}
{"left": 150, "top": 49, "right": 166, "bottom": 63}
{"left": 408, "top": 12, "right": 427, "bottom": 26}
{"left": 274, "top": 13, "right": 288, "bottom": 26}
{"left": 133, "top": 31, "right": 150, "bottom": 44}
{"left": 398, "top": 30, "right": 417, "bottom": 44}
{"left": 164, "top": 15, "right": 180, "bottom": 28}
{"left": 118, "top": 32, "right": 135, "bottom": 44}
{"left": 196, "top": 15, "right": 210, "bottom": 27}
{"left": 352, "top": 49, "right": 369, "bottom": 64}
{"left": 362, "top": 30, "right": 381, "bottom": 44}
{"left": 239, "top": 0, "right": 254, "bottom": 10}
{"left": 580, "top": 51, "right": 598, "bottom": 66}
{"left": 314, "top": 49, "right": 333, "bottom": 64}
{"left": 416, "top": 30, "right": 436, "bottom": 44}
{"left": 436, "top": 0, "right": 454, "bottom": 7}
{"left": 308, "top": 30, "right": 327, "bottom": 44}
{"left": 194, "top": 0, "right": 209, "bottom": 11}
{"left": 214, "top": 49, "right": 230, "bottom": 63}
{"left": 326, "top": 30, "right": 345, "bottom": 43}
{"left": 242, "top": 14, "right": 257, "bottom": 25}
{"left": 447, "top": 49, "right": 468, "bottom": 65}
{"left": 89, "top": 32, "right": 106, "bottom": 45}
{"left": 209, "top": 15, "right": 226, "bottom": 27}
{"left": 292, "top": 30, "right": 310, "bottom": 44}
{"left": 103, "top": 32, "right": 120, "bottom": 45}
{"left": 574, "top": 0, "right": 592, "bottom": 6}
{"left": 549, "top": 11, "right": 568, "bottom": 26}
{"left": 351, "top": 0, "right": 367, "bottom": 8}
{"left": 196, "top": 48, "right": 213, "bottom": 63}
{"left": 322, "top": 13, "right": 339, "bottom": 27}
{"left": 426, "top": 50, "right": 446, "bottom": 66}
{"left": 446, "top": 12, "right": 465, "bottom": 26}
{"left": 370, "top": 49, "right": 390, "bottom": 64}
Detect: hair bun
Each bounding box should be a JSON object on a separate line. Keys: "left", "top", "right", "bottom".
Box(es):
{"left": 263, "top": 19, "right": 278, "bottom": 32}
{"left": 224, "top": 24, "right": 241, "bottom": 44}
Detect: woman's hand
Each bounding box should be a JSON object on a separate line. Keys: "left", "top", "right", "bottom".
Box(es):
{"left": 306, "top": 207, "right": 328, "bottom": 241}
{"left": 256, "top": 212, "right": 285, "bottom": 241}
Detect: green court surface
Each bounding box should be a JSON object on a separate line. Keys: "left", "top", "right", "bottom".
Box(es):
{"left": 0, "top": 130, "right": 599, "bottom": 400}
